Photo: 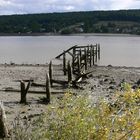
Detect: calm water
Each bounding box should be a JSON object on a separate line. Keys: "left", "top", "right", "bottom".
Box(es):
{"left": 0, "top": 34, "right": 140, "bottom": 67}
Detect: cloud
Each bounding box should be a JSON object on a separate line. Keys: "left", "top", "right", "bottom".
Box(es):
{"left": 0, "top": 0, "right": 140, "bottom": 15}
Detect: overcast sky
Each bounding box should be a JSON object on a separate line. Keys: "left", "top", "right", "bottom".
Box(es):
{"left": 0, "top": 0, "right": 140, "bottom": 15}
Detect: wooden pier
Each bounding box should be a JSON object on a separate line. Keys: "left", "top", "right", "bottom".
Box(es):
{"left": 3, "top": 44, "right": 101, "bottom": 104}
{"left": 55, "top": 44, "right": 100, "bottom": 75}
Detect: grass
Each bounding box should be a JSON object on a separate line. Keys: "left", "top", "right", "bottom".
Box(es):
{"left": 10, "top": 85, "right": 140, "bottom": 140}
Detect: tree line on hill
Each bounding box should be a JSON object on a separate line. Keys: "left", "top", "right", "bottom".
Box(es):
{"left": 0, "top": 9, "right": 140, "bottom": 35}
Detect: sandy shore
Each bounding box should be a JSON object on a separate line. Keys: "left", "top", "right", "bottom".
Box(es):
{"left": 0, "top": 64, "right": 140, "bottom": 129}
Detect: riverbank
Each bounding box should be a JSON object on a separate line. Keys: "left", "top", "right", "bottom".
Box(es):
{"left": 0, "top": 64, "right": 140, "bottom": 129}
{"left": 0, "top": 32, "right": 139, "bottom": 37}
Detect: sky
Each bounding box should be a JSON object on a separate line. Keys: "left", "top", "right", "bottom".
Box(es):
{"left": 0, "top": 0, "right": 140, "bottom": 15}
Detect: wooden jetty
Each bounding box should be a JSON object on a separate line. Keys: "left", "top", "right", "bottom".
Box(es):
{"left": 3, "top": 44, "right": 100, "bottom": 104}
{"left": 56, "top": 44, "right": 100, "bottom": 75}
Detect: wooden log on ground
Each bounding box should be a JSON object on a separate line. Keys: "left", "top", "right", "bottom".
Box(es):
{"left": 52, "top": 79, "right": 68, "bottom": 85}
{"left": 0, "top": 102, "right": 9, "bottom": 138}
{"left": 14, "top": 79, "right": 34, "bottom": 82}
{"left": 20, "top": 81, "right": 31, "bottom": 104}
{"left": 67, "top": 61, "right": 72, "bottom": 83}
{"left": 49, "top": 61, "right": 53, "bottom": 86}
{"left": 74, "top": 70, "right": 94, "bottom": 83}
{"left": 46, "top": 73, "right": 51, "bottom": 103}
{"left": 31, "top": 79, "right": 68, "bottom": 87}
{"left": 2, "top": 89, "right": 64, "bottom": 94}
{"left": 63, "top": 52, "right": 66, "bottom": 75}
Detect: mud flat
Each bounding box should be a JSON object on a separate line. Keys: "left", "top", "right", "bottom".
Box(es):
{"left": 0, "top": 64, "right": 140, "bottom": 128}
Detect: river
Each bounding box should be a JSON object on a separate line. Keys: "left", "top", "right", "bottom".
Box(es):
{"left": 0, "top": 34, "right": 139, "bottom": 67}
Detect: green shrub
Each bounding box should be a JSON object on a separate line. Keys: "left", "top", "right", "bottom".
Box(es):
{"left": 11, "top": 89, "right": 140, "bottom": 140}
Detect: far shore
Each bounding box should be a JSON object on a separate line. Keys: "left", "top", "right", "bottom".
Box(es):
{"left": 0, "top": 32, "right": 139, "bottom": 37}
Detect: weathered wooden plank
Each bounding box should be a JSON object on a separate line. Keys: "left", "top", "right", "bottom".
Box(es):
{"left": 55, "top": 45, "right": 77, "bottom": 58}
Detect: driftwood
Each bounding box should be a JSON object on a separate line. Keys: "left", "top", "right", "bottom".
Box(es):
{"left": 0, "top": 102, "right": 9, "bottom": 138}
{"left": 73, "top": 71, "right": 93, "bottom": 83}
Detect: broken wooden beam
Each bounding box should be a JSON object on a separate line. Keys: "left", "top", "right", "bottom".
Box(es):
{"left": 55, "top": 45, "right": 77, "bottom": 58}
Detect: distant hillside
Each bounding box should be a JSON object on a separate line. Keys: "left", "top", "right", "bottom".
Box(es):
{"left": 0, "top": 9, "right": 140, "bottom": 35}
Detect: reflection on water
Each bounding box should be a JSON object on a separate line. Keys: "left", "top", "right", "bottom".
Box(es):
{"left": 0, "top": 34, "right": 140, "bottom": 67}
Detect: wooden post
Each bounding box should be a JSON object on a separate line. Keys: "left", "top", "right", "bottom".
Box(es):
{"left": 84, "top": 48, "right": 87, "bottom": 70}
{"left": 46, "top": 73, "right": 51, "bottom": 103}
{"left": 67, "top": 61, "right": 72, "bottom": 83}
{"left": 20, "top": 81, "right": 31, "bottom": 104}
{"left": 92, "top": 45, "right": 95, "bottom": 65}
{"left": 98, "top": 44, "right": 100, "bottom": 60}
{"left": 95, "top": 44, "right": 98, "bottom": 62}
{"left": 77, "top": 55, "right": 81, "bottom": 74}
{"left": 79, "top": 49, "right": 82, "bottom": 62}
{"left": 63, "top": 51, "right": 66, "bottom": 75}
{"left": 90, "top": 47, "right": 92, "bottom": 67}
{"left": 49, "top": 61, "right": 53, "bottom": 86}
{"left": 0, "top": 102, "right": 9, "bottom": 138}
{"left": 72, "top": 47, "right": 76, "bottom": 73}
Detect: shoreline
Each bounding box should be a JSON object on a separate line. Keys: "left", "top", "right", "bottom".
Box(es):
{"left": 1, "top": 63, "right": 140, "bottom": 69}
{"left": 0, "top": 32, "right": 139, "bottom": 37}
